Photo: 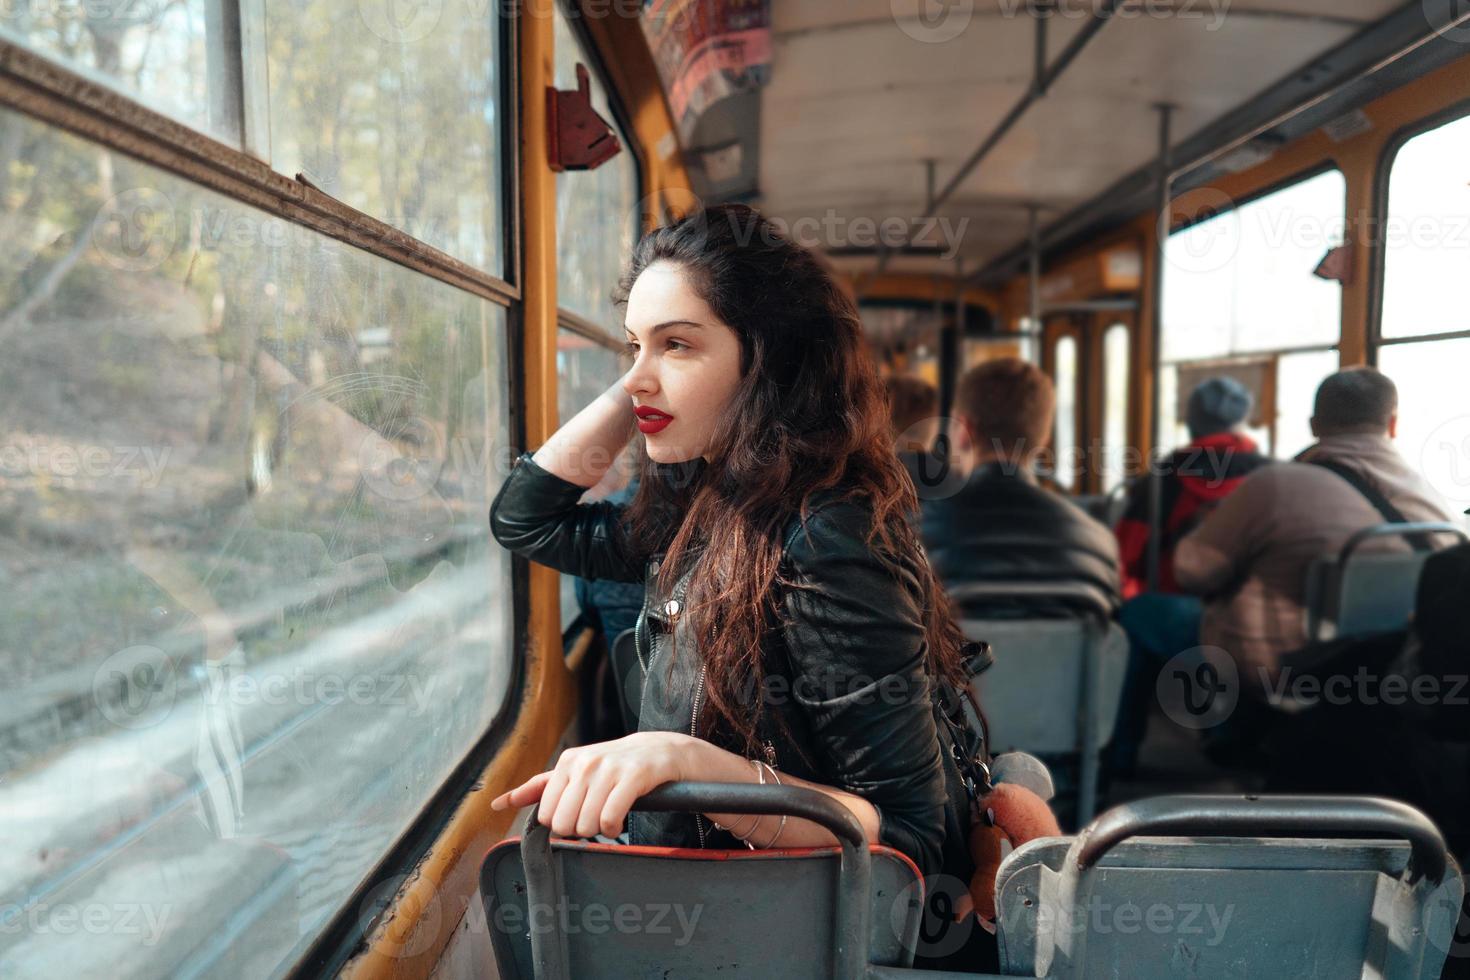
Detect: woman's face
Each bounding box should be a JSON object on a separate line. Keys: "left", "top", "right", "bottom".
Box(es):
{"left": 622, "top": 262, "right": 745, "bottom": 464}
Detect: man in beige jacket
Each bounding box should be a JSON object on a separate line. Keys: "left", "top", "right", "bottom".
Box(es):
{"left": 1174, "top": 367, "right": 1453, "bottom": 688}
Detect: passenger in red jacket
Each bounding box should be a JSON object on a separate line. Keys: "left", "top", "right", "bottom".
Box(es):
{"left": 1113, "top": 377, "right": 1271, "bottom": 598}
{"left": 1105, "top": 376, "right": 1270, "bottom": 779}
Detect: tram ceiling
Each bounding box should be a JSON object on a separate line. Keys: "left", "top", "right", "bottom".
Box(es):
{"left": 752, "top": 0, "right": 1409, "bottom": 278}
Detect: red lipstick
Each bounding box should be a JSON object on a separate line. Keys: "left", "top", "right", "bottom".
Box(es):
{"left": 634, "top": 405, "right": 674, "bottom": 435}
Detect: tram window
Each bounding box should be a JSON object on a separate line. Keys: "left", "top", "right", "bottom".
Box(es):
{"left": 1053, "top": 335, "right": 1079, "bottom": 490}
{"left": 264, "top": 0, "right": 505, "bottom": 274}
{"left": 1379, "top": 338, "right": 1470, "bottom": 521}
{"left": 0, "top": 0, "right": 236, "bottom": 141}
{"left": 554, "top": 4, "right": 639, "bottom": 333}
{"left": 0, "top": 109, "right": 515, "bottom": 977}
{"left": 1101, "top": 323, "right": 1130, "bottom": 492}
{"left": 1162, "top": 169, "right": 1345, "bottom": 362}
{"left": 1274, "top": 348, "right": 1340, "bottom": 459}
{"left": 1380, "top": 112, "right": 1470, "bottom": 340}
{"left": 555, "top": 329, "right": 631, "bottom": 633}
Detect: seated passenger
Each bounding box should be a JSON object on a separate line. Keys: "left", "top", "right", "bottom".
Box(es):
{"left": 573, "top": 475, "right": 644, "bottom": 641}
{"left": 1113, "top": 376, "right": 1271, "bottom": 598}
{"left": 1175, "top": 367, "right": 1454, "bottom": 687}
{"left": 920, "top": 358, "right": 1121, "bottom": 620}
{"left": 489, "top": 205, "right": 998, "bottom": 970}
{"left": 1106, "top": 377, "right": 1270, "bottom": 778}
{"left": 884, "top": 374, "right": 945, "bottom": 493}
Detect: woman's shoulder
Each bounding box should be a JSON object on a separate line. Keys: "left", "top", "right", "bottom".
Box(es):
{"left": 778, "top": 488, "right": 916, "bottom": 571}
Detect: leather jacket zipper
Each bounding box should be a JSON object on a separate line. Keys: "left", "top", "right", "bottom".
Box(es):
{"left": 690, "top": 660, "right": 709, "bottom": 848}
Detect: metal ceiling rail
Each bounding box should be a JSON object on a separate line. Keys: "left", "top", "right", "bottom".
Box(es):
{"left": 874, "top": 0, "right": 1123, "bottom": 275}
{"left": 970, "top": 0, "right": 1470, "bottom": 287}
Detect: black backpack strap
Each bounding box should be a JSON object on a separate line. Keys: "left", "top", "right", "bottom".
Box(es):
{"left": 1308, "top": 458, "right": 1435, "bottom": 552}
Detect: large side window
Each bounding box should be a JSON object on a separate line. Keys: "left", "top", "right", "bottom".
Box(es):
{"left": 1160, "top": 169, "right": 1345, "bottom": 456}
{"left": 1376, "top": 110, "right": 1470, "bottom": 519}
{"left": 0, "top": 8, "right": 514, "bottom": 975}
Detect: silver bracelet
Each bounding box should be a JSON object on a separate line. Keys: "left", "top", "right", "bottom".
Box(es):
{"left": 714, "top": 758, "right": 765, "bottom": 844}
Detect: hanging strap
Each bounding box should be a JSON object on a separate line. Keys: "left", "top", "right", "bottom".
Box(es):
{"left": 1308, "top": 459, "right": 1436, "bottom": 552}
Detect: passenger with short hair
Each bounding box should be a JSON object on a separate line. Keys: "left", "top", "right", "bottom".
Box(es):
{"left": 884, "top": 374, "right": 944, "bottom": 493}
{"left": 920, "top": 357, "right": 1121, "bottom": 620}
{"left": 1175, "top": 366, "right": 1453, "bottom": 687}
{"left": 1113, "top": 376, "right": 1271, "bottom": 598}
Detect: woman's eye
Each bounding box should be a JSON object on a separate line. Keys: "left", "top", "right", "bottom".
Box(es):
{"left": 666, "top": 339, "right": 689, "bottom": 352}
{"left": 623, "top": 341, "right": 639, "bottom": 356}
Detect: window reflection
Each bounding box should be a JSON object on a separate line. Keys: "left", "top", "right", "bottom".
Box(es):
{"left": 264, "top": 0, "right": 504, "bottom": 274}
{"left": 0, "top": 108, "right": 513, "bottom": 978}
{"left": 0, "top": 0, "right": 235, "bottom": 141}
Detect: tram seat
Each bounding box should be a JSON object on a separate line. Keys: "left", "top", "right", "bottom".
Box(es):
{"left": 1302, "top": 522, "right": 1469, "bottom": 644}
{"left": 875, "top": 794, "right": 1462, "bottom": 980}
{"left": 951, "top": 583, "right": 1127, "bottom": 827}
{"left": 481, "top": 782, "right": 925, "bottom": 980}
{"left": 608, "top": 626, "right": 641, "bottom": 731}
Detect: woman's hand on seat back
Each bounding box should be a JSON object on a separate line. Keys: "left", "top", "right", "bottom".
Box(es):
{"left": 490, "top": 732, "right": 698, "bottom": 839}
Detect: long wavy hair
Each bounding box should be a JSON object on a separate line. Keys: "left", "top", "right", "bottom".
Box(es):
{"left": 616, "top": 203, "right": 968, "bottom": 755}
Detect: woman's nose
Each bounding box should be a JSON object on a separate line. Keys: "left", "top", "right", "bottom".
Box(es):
{"left": 622, "top": 354, "right": 657, "bottom": 398}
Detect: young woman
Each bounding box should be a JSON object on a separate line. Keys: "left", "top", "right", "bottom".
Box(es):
{"left": 488, "top": 204, "right": 973, "bottom": 893}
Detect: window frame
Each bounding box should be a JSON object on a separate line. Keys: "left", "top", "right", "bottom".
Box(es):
{"left": 1368, "top": 98, "right": 1470, "bottom": 358}
{"left": 553, "top": 0, "right": 647, "bottom": 344}
{"left": 0, "top": 10, "right": 531, "bottom": 978}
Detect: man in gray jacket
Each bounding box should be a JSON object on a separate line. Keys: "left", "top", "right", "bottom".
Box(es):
{"left": 1175, "top": 367, "right": 1454, "bottom": 688}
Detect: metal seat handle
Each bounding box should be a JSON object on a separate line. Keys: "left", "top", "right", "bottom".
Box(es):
{"left": 1069, "top": 793, "right": 1449, "bottom": 886}
{"left": 1337, "top": 521, "right": 1468, "bottom": 565}
{"left": 519, "top": 782, "right": 874, "bottom": 980}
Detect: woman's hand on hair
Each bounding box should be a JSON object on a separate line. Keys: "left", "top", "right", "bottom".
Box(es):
{"left": 489, "top": 731, "right": 700, "bottom": 838}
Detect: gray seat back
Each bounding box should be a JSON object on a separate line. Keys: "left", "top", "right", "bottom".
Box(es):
{"left": 993, "top": 794, "right": 1462, "bottom": 980}
{"left": 1304, "top": 522, "right": 1468, "bottom": 644}
{"left": 480, "top": 783, "right": 924, "bottom": 980}
{"left": 956, "top": 592, "right": 1129, "bottom": 825}
{"left": 967, "top": 619, "right": 1128, "bottom": 756}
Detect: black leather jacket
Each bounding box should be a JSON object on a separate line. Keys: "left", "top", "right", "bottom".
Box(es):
{"left": 489, "top": 454, "right": 950, "bottom": 877}
{"left": 919, "top": 463, "right": 1121, "bottom": 620}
